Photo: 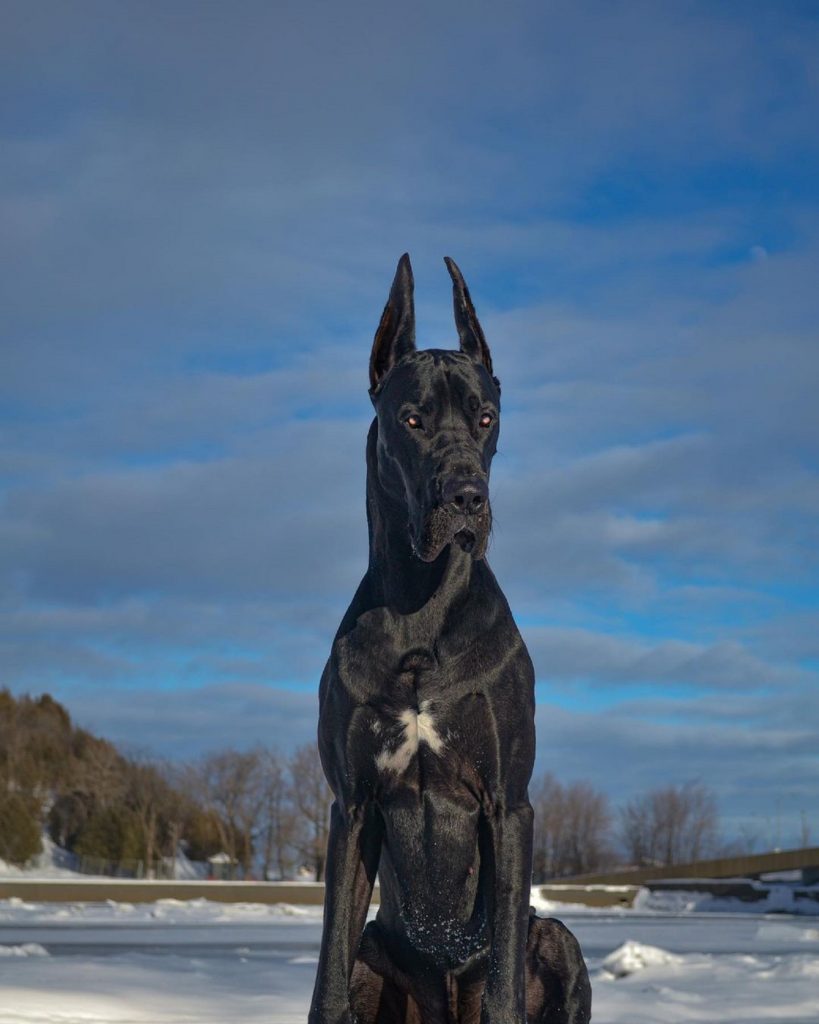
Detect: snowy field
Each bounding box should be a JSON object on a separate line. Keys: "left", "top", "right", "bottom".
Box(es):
{"left": 1, "top": 896, "right": 819, "bottom": 1024}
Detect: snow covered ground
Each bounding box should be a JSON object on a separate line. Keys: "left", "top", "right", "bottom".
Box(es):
{"left": 0, "top": 838, "right": 83, "bottom": 880}
{"left": 0, "top": 839, "right": 208, "bottom": 882}
{"left": 1, "top": 896, "right": 819, "bottom": 1024}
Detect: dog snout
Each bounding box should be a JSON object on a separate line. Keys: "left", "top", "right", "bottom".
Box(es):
{"left": 441, "top": 476, "right": 488, "bottom": 515}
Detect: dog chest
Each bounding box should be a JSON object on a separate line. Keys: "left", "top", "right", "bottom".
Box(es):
{"left": 374, "top": 700, "right": 446, "bottom": 775}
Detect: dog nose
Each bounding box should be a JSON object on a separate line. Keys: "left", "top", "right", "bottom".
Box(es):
{"left": 441, "top": 477, "right": 488, "bottom": 514}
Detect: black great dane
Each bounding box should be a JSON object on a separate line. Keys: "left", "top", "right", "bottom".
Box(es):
{"left": 309, "top": 255, "right": 592, "bottom": 1024}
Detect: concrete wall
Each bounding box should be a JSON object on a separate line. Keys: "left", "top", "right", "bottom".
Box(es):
{"left": 562, "top": 846, "right": 819, "bottom": 886}
{"left": 0, "top": 878, "right": 641, "bottom": 908}
{"left": 0, "top": 879, "right": 332, "bottom": 904}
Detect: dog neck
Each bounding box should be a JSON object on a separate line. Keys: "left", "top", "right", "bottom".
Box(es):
{"left": 364, "top": 419, "right": 474, "bottom": 618}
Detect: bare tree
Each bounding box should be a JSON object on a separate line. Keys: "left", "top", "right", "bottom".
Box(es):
{"left": 125, "top": 758, "right": 167, "bottom": 875}
{"left": 259, "top": 748, "right": 298, "bottom": 880}
{"left": 560, "top": 781, "right": 613, "bottom": 876}
{"left": 678, "top": 783, "right": 718, "bottom": 862}
{"left": 199, "top": 749, "right": 266, "bottom": 877}
{"left": 289, "top": 744, "right": 332, "bottom": 881}
{"left": 532, "top": 773, "right": 566, "bottom": 880}
{"left": 532, "top": 773, "right": 613, "bottom": 879}
{"left": 620, "top": 792, "right": 652, "bottom": 867}
{"left": 153, "top": 761, "right": 194, "bottom": 873}
{"left": 620, "top": 781, "right": 718, "bottom": 867}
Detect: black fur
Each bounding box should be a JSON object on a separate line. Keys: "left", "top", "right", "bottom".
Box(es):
{"left": 309, "top": 255, "right": 591, "bottom": 1024}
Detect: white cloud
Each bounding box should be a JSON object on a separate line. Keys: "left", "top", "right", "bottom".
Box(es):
{"left": 1, "top": 0, "right": 818, "bottom": 828}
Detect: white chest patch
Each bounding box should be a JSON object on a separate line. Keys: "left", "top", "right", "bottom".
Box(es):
{"left": 376, "top": 700, "right": 445, "bottom": 775}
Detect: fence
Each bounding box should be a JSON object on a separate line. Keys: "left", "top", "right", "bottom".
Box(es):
{"left": 75, "top": 854, "right": 213, "bottom": 880}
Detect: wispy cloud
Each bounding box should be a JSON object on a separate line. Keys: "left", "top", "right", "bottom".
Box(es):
{"left": 1, "top": 0, "right": 818, "bottom": 842}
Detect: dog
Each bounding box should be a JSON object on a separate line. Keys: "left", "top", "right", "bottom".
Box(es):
{"left": 309, "top": 255, "right": 591, "bottom": 1024}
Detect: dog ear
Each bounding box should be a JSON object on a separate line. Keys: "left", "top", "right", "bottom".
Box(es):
{"left": 370, "top": 253, "right": 416, "bottom": 392}
{"left": 444, "top": 257, "right": 494, "bottom": 377}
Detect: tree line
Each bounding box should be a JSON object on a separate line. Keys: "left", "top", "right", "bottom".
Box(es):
{"left": 531, "top": 774, "right": 722, "bottom": 878}
{"left": 0, "top": 689, "right": 331, "bottom": 878}
{"left": 1, "top": 689, "right": 769, "bottom": 880}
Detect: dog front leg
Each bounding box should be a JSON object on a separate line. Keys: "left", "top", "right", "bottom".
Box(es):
{"left": 309, "top": 800, "right": 381, "bottom": 1024}
{"left": 481, "top": 802, "right": 534, "bottom": 1024}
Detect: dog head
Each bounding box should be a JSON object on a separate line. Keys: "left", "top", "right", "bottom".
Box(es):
{"left": 369, "top": 254, "right": 500, "bottom": 562}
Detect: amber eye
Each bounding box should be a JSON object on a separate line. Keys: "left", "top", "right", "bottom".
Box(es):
{"left": 406, "top": 414, "right": 423, "bottom": 430}
{"left": 479, "top": 412, "right": 494, "bottom": 428}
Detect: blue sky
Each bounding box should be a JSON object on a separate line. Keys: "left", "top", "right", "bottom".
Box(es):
{"left": 2, "top": 1, "right": 818, "bottom": 848}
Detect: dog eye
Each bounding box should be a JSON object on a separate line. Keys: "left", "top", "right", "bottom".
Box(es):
{"left": 479, "top": 413, "right": 494, "bottom": 428}
{"left": 405, "top": 414, "right": 423, "bottom": 430}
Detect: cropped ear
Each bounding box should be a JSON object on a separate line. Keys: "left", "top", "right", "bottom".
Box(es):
{"left": 369, "top": 253, "right": 416, "bottom": 393}
{"left": 444, "top": 256, "right": 493, "bottom": 376}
